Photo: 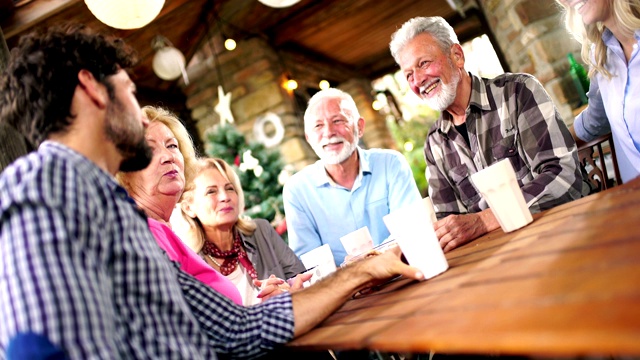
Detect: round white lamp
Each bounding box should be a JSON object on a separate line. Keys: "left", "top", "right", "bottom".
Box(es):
{"left": 152, "top": 46, "right": 186, "bottom": 81}
{"left": 257, "top": 0, "right": 301, "bottom": 8}
{"left": 85, "top": 0, "right": 165, "bottom": 30}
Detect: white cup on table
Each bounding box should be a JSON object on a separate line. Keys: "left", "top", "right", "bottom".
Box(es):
{"left": 340, "top": 226, "right": 374, "bottom": 258}
{"left": 383, "top": 200, "right": 448, "bottom": 280}
{"left": 422, "top": 196, "right": 438, "bottom": 223}
{"left": 470, "top": 158, "right": 533, "bottom": 233}
{"left": 299, "top": 244, "right": 337, "bottom": 287}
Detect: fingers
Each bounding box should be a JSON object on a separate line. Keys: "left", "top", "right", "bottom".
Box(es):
{"left": 395, "top": 262, "right": 425, "bottom": 281}
{"left": 289, "top": 273, "right": 312, "bottom": 291}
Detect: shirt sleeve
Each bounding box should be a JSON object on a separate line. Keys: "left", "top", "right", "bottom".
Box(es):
{"left": 386, "top": 151, "right": 422, "bottom": 211}
{"left": 573, "top": 75, "right": 612, "bottom": 142}
{"left": 177, "top": 268, "right": 295, "bottom": 359}
{"left": 516, "top": 76, "right": 585, "bottom": 212}
{"left": 265, "top": 224, "right": 306, "bottom": 279}
{"left": 0, "top": 200, "right": 117, "bottom": 359}
{"left": 283, "top": 180, "right": 323, "bottom": 259}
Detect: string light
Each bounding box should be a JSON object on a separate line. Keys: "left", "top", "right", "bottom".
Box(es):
{"left": 284, "top": 78, "right": 298, "bottom": 91}
{"left": 224, "top": 38, "right": 237, "bottom": 51}
{"left": 318, "top": 80, "right": 330, "bottom": 90}
{"left": 372, "top": 99, "right": 383, "bottom": 111}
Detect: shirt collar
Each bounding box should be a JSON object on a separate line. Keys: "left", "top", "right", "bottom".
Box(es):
{"left": 40, "top": 140, "right": 132, "bottom": 198}
{"left": 311, "top": 146, "right": 369, "bottom": 188}
{"left": 438, "top": 72, "right": 491, "bottom": 134}
{"left": 601, "top": 28, "right": 640, "bottom": 43}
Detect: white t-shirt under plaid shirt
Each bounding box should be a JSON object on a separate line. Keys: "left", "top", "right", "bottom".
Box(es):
{"left": 0, "top": 141, "right": 294, "bottom": 359}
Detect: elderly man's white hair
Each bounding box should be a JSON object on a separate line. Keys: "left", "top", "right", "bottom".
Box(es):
{"left": 303, "top": 88, "right": 360, "bottom": 131}
{"left": 389, "top": 16, "right": 460, "bottom": 64}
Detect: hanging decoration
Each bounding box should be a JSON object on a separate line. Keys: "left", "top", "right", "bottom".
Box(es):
{"left": 253, "top": 112, "right": 285, "bottom": 148}
{"left": 151, "top": 35, "right": 189, "bottom": 84}
{"left": 257, "top": 0, "right": 301, "bottom": 8}
{"left": 85, "top": 0, "right": 165, "bottom": 29}
{"left": 214, "top": 86, "right": 234, "bottom": 126}
{"left": 238, "top": 150, "right": 264, "bottom": 178}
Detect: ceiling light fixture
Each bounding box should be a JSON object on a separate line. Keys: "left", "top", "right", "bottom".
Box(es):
{"left": 85, "top": 0, "right": 165, "bottom": 29}
{"left": 151, "top": 35, "right": 189, "bottom": 84}
{"left": 257, "top": 0, "right": 301, "bottom": 8}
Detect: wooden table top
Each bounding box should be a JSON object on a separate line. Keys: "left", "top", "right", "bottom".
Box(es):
{"left": 288, "top": 177, "right": 640, "bottom": 357}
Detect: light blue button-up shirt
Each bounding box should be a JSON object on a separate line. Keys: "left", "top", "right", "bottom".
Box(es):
{"left": 283, "top": 147, "right": 422, "bottom": 266}
{"left": 574, "top": 29, "right": 640, "bottom": 183}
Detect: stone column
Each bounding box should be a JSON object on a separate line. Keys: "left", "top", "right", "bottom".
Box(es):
{"left": 339, "top": 79, "right": 396, "bottom": 150}
{"left": 477, "top": 0, "right": 585, "bottom": 125}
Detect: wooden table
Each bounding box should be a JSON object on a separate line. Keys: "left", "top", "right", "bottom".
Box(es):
{"left": 289, "top": 177, "right": 640, "bottom": 357}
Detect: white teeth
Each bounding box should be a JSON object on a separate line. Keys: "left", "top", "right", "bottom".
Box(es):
{"left": 575, "top": 0, "right": 586, "bottom": 11}
{"left": 420, "top": 80, "right": 439, "bottom": 96}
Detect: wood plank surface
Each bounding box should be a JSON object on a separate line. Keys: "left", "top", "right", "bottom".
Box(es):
{"left": 288, "top": 177, "right": 640, "bottom": 356}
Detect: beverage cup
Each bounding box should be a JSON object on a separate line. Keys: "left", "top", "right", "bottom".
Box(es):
{"left": 422, "top": 197, "right": 437, "bottom": 223}
{"left": 383, "top": 200, "right": 448, "bottom": 280}
{"left": 340, "top": 226, "right": 374, "bottom": 257}
{"left": 470, "top": 158, "right": 533, "bottom": 232}
{"left": 299, "top": 244, "right": 337, "bottom": 286}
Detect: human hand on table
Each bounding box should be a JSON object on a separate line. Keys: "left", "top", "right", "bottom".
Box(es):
{"left": 254, "top": 273, "right": 312, "bottom": 301}
{"left": 434, "top": 209, "right": 499, "bottom": 252}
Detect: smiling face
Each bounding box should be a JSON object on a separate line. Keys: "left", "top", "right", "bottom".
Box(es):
{"left": 128, "top": 121, "right": 185, "bottom": 200}
{"left": 187, "top": 167, "right": 240, "bottom": 230}
{"left": 397, "top": 32, "right": 462, "bottom": 112}
{"left": 304, "top": 97, "right": 363, "bottom": 165}
{"left": 564, "top": 0, "right": 613, "bottom": 26}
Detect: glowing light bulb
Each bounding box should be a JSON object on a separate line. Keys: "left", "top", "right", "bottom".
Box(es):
{"left": 372, "top": 99, "right": 383, "bottom": 111}
{"left": 319, "top": 80, "right": 330, "bottom": 90}
{"left": 284, "top": 78, "right": 298, "bottom": 91}
{"left": 224, "top": 38, "right": 237, "bottom": 51}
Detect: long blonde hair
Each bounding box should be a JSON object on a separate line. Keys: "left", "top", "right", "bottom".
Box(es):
{"left": 558, "top": 0, "right": 640, "bottom": 79}
{"left": 178, "top": 157, "right": 256, "bottom": 253}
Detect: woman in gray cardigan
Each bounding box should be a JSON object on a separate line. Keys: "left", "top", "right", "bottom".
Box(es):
{"left": 176, "top": 157, "right": 306, "bottom": 305}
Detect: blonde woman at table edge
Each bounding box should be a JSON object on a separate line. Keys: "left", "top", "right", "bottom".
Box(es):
{"left": 175, "top": 157, "right": 311, "bottom": 306}
{"left": 558, "top": 0, "right": 640, "bottom": 183}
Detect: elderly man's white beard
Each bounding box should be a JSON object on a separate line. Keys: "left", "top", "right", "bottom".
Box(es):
{"left": 312, "top": 128, "right": 359, "bottom": 165}
{"left": 421, "top": 66, "right": 461, "bottom": 112}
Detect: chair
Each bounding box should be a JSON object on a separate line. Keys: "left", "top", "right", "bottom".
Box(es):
{"left": 577, "top": 133, "right": 622, "bottom": 193}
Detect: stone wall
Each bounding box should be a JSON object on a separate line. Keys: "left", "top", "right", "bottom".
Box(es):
{"left": 477, "top": 0, "right": 585, "bottom": 125}
{"left": 182, "top": 1, "right": 584, "bottom": 171}
{"left": 183, "top": 36, "right": 317, "bottom": 170}
{"left": 183, "top": 36, "right": 396, "bottom": 170}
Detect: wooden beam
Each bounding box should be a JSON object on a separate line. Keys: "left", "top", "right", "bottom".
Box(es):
{"left": 1, "top": 0, "right": 79, "bottom": 40}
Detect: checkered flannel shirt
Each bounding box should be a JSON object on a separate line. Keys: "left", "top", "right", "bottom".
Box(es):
{"left": 0, "top": 142, "right": 294, "bottom": 359}
{"left": 425, "top": 73, "right": 585, "bottom": 218}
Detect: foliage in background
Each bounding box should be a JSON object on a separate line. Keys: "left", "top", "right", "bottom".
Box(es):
{"left": 387, "top": 114, "right": 437, "bottom": 197}
{"left": 204, "top": 124, "right": 287, "bottom": 235}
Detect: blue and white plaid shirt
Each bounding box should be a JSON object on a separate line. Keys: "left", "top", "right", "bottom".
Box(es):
{"left": 0, "top": 142, "right": 294, "bottom": 359}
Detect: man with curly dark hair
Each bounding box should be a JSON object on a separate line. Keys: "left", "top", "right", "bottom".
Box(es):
{"left": 0, "top": 25, "right": 423, "bottom": 359}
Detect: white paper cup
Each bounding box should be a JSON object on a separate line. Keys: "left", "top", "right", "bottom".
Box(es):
{"left": 383, "top": 200, "right": 448, "bottom": 280}
{"left": 470, "top": 158, "right": 533, "bottom": 232}
{"left": 422, "top": 197, "right": 438, "bottom": 223}
{"left": 299, "top": 244, "right": 337, "bottom": 286}
{"left": 340, "top": 226, "right": 374, "bottom": 256}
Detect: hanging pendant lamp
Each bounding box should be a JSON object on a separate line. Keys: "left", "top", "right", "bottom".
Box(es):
{"left": 85, "top": 0, "right": 165, "bottom": 30}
